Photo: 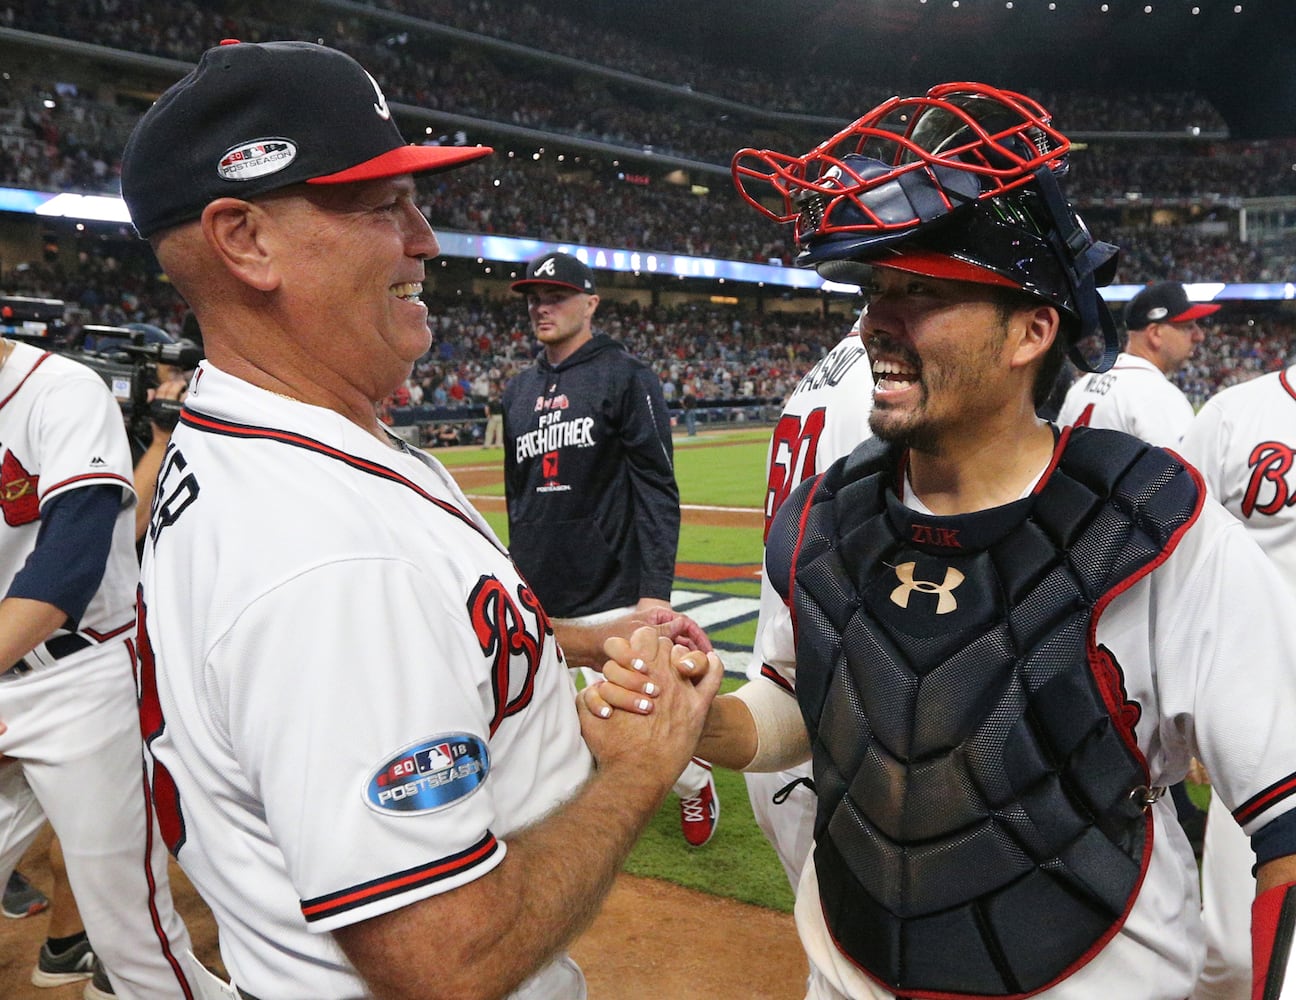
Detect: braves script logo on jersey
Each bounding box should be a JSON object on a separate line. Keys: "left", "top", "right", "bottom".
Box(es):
{"left": 0, "top": 449, "right": 39, "bottom": 526}
{"left": 468, "top": 575, "right": 552, "bottom": 736}
{"left": 1243, "top": 441, "right": 1296, "bottom": 517}
{"left": 365, "top": 734, "right": 489, "bottom": 814}
{"left": 532, "top": 392, "right": 571, "bottom": 412}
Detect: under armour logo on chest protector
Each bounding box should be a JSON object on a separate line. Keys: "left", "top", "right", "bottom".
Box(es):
{"left": 889, "top": 561, "right": 965, "bottom": 614}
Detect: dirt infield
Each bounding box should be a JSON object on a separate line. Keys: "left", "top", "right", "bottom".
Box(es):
{"left": 0, "top": 830, "right": 807, "bottom": 998}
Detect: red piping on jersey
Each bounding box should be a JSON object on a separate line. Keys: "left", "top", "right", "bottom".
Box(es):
{"left": 759, "top": 662, "right": 795, "bottom": 694}
{"left": 0, "top": 351, "right": 54, "bottom": 410}
{"left": 180, "top": 410, "right": 505, "bottom": 554}
{"left": 40, "top": 470, "right": 133, "bottom": 496}
{"left": 82, "top": 620, "right": 134, "bottom": 642}
{"left": 135, "top": 761, "right": 196, "bottom": 997}
{"left": 1235, "top": 773, "right": 1296, "bottom": 828}
{"left": 300, "top": 833, "right": 500, "bottom": 922}
{"left": 784, "top": 472, "right": 826, "bottom": 642}
{"left": 124, "top": 635, "right": 196, "bottom": 998}
{"left": 1281, "top": 368, "right": 1296, "bottom": 403}
{"left": 1032, "top": 424, "right": 1072, "bottom": 494}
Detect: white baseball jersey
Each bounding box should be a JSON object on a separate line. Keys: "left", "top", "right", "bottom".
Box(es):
{"left": 0, "top": 342, "right": 138, "bottom": 637}
{"left": 745, "top": 331, "right": 873, "bottom": 890}
{"left": 758, "top": 441, "right": 1296, "bottom": 1000}
{"left": 1179, "top": 366, "right": 1296, "bottom": 1000}
{"left": 1181, "top": 366, "right": 1296, "bottom": 583}
{"left": 1056, "top": 352, "right": 1195, "bottom": 447}
{"left": 0, "top": 341, "right": 194, "bottom": 998}
{"left": 138, "top": 362, "right": 592, "bottom": 999}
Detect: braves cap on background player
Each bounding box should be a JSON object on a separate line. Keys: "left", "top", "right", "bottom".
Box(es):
{"left": 510, "top": 253, "right": 598, "bottom": 295}
{"left": 1124, "top": 281, "right": 1221, "bottom": 330}
{"left": 120, "top": 38, "right": 491, "bottom": 239}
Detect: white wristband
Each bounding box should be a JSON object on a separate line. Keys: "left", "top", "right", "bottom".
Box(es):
{"left": 732, "top": 677, "right": 812, "bottom": 772}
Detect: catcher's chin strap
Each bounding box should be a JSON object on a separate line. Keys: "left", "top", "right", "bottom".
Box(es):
{"left": 1254, "top": 882, "right": 1296, "bottom": 1000}
{"left": 1032, "top": 165, "right": 1121, "bottom": 375}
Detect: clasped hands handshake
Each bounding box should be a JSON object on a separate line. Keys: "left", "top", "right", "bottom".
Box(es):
{"left": 575, "top": 624, "right": 723, "bottom": 784}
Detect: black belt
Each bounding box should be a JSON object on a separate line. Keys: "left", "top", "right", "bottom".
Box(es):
{"left": 238, "top": 989, "right": 262, "bottom": 1000}
{"left": 3, "top": 633, "right": 92, "bottom": 678}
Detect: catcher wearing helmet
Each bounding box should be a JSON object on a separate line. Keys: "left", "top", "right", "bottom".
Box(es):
{"left": 589, "top": 84, "right": 1296, "bottom": 1000}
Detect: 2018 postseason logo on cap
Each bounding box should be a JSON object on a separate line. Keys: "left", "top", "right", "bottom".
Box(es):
{"left": 217, "top": 138, "right": 297, "bottom": 182}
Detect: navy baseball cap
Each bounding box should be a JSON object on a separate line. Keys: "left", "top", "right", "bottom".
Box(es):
{"left": 1124, "top": 282, "right": 1221, "bottom": 329}
{"left": 121, "top": 40, "right": 493, "bottom": 238}
{"left": 510, "top": 252, "right": 597, "bottom": 295}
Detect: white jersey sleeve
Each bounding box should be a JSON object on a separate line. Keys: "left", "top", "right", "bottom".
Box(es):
{"left": 1055, "top": 353, "right": 1195, "bottom": 447}
{"left": 221, "top": 559, "right": 517, "bottom": 927}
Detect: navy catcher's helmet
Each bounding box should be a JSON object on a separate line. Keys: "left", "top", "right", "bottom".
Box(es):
{"left": 731, "top": 83, "right": 1120, "bottom": 371}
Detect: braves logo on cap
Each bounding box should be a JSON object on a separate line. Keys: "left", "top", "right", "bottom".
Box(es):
{"left": 363, "top": 69, "right": 391, "bottom": 121}
{"left": 364, "top": 733, "right": 489, "bottom": 815}
{"left": 534, "top": 257, "right": 560, "bottom": 278}
{"left": 217, "top": 138, "right": 297, "bottom": 181}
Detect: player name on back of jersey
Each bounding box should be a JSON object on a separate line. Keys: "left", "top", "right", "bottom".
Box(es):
{"left": 1078, "top": 370, "right": 1117, "bottom": 396}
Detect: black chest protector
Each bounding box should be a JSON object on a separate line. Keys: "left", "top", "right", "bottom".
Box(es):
{"left": 767, "top": 426, "right": 1202, "bottom": 999}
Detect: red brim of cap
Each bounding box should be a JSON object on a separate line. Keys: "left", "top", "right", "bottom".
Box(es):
{"left": 873, "top": 248, "right": 1023, "bottom": 290}
{"left": 308, "top": 144, "right": 493, "bottom": 185}
{"left": 510, "top": 279, "right": 590, "bottom": 294}
{"left": 1169, "top": 302, "right": 1221, "bottom": 322}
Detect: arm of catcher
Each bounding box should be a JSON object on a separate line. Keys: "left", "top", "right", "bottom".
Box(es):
{"left": 1252, "top": 855, "right": 1296, "bottom": 999}
{"left": 582, "top": 640, "right": 809, "bottom": 773}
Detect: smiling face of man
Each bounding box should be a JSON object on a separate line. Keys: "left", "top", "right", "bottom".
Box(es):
{"left": 861, "top": 267, "right": 1035, "bottom": 453}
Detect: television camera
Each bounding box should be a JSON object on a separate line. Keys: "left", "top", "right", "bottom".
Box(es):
{"left": 0, "top": 294, "right": 203, "bottom": 447}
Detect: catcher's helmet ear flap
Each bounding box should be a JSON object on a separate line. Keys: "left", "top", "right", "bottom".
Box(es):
{"left": 732, "top": 82, "right": 1121, "bottom": 372}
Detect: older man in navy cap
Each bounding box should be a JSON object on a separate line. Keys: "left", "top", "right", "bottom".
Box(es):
{"left": 121, "top": 41, "right": 719, "bottom": 1000}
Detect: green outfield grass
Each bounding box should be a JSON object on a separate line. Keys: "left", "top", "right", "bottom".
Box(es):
{"left": 671, "top": 429, "right": 770, "bottom": 508}
{"left": 678, "top": 521, "right": 763, "bottom": 565}
{"left": 624, "top": 676, "right": 796, "bottom": 913}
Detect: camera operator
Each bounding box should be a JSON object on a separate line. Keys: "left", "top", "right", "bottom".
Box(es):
{"left": 80, "top": 321, "right": 199, "bottom": 543}
{"left": 119, "top": 324, "right": 192, "bottom": 542}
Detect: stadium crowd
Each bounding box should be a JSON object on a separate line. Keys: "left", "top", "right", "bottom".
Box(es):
{"left": 0, "top": 0, "right": 1228, "bottom": 132}
{"left": 3, "top": 248, "right": 1291, "bottom": 446}
{"left": 0, "top": 0, "right": 1262, "bottom": 183}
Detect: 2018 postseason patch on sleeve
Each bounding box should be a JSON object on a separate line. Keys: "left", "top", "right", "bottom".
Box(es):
{"left": 365, "top": 734, "right": 490, "bottom": 814}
